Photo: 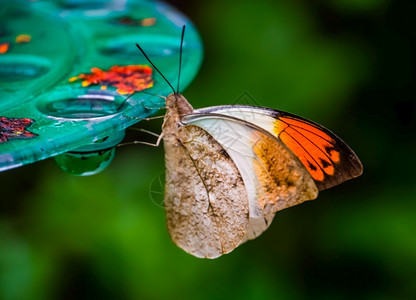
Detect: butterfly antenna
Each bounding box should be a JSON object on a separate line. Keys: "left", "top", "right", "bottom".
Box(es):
{"left": 116, "top": 90, "right": 166, "bottom": 111}
{"left": 177, "top": 25, "right": 186, "bottom": 94}
{"left": 135, "top": 43, "right": 176, "bottom": 94}
{"left": 116, "top": 92, "right": 135, "bottom": 111}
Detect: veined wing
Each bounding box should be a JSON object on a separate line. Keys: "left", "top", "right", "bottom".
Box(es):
{"left": 164, "top": 124, "right": 249, "bottom": 258}
{"left": 181, "top": 113, "right": 318, "bottom": 241}
{"left": 192, "top": 105, "right": 363, "bottom": 191}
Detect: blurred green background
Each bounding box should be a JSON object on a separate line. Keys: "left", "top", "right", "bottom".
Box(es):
{"left": 1, "top": 0, "right": 416, "bottom": 299}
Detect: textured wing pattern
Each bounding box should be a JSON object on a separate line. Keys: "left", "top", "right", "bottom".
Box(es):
{"left": 164, "top": 125, "right": 249, "bottom": 258}
{"left": 182, "top": 114, "right": 318, "bottom": 240}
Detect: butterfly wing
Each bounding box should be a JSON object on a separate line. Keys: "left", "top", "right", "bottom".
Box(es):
{"left": 181, "top": 114, "right": 318, "bottom": 241}
{"left": 192, "top": 105, "right": 363, "bottom": 191}
{"left": 164, "top": 124, "right": 249, "bottom": 258}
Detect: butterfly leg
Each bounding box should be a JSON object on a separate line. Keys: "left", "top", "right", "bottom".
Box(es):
{"left": 119, "top": 91, "right": 166, "bottom": 110}
{"left": 117, "top": 140, "right": 161, "bottom": 147}
{"left": 117, "top": 130, "right": 163, "bottom": 148}
{"left": 123, "top": 114, "right": 164, "bottom": 122}
{"left": 128, "top": 127, "right": 160, "bottom": 137}
{"left": 142, "top": 103, "right": 167, "bottom": 110}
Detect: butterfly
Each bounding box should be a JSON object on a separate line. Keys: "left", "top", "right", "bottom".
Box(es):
{"left": 134, "top": 26, "right": 363, "bottom": 259}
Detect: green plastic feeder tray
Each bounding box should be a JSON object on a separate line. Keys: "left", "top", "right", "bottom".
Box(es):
{"left": 0, "top": 0, "right": 203, "bottom": 175}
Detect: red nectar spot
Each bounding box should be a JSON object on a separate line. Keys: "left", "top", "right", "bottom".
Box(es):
{"left": 69, "top": 65, "right": 154, "bottom": 94}
{"left": 0, "top": 116, "right": 37, "bottom": 143}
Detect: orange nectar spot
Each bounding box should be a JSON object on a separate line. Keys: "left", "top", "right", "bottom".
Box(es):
{"left": 69, "top": 65, "right": 154, "bottom": 94}
{"left": 68, "top": 76, "right": 79, "bottom": 82}
{"left": 0, "top": 42, "right": 9, "bottom": 54}
{"left": 141, "top": 17, "right": 156, "bottom": 26}
{"left": 15, "top": 34, "right": 31, "bottom": 43}
{"left": 117, "top": 16, "right": 156, "bottom": 26}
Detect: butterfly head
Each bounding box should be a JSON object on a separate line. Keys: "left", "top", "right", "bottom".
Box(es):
{"left": 166, "top": 92, "right": 193, "bottom": 117}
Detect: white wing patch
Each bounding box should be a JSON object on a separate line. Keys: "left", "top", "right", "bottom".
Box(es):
{"left": 194, "top": 106, "right": 277, "bottom": 134}
{"left": 182, "top": 114, "right": 318, "bottom": 240}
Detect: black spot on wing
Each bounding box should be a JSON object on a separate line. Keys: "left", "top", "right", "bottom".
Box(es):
{"left": 308, "top": 161, "right": 318, "bottom": 171}
{"left": 320, "top": 158, "right": 331, "bottom": 168}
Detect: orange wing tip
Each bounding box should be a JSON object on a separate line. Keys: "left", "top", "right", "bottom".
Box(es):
{"left": 328, "top": 149, "right": 340, "bottom": 163}
{"left": 279, "top": 117, "right": 334, "bottom": 141}
{"left": 272, "top": 115, "right": 362, "bottom": 190}
{"left": 15, "top": 34, "right": 31, "bottom": 43}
